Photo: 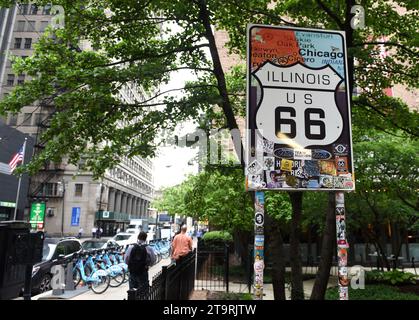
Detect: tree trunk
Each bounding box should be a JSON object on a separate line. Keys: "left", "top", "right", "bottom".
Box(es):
{"left": 310, "top": 192, "right": 336, "bottom": 300}
{"left": 307, "top": 226, "right": 312, "bottom": 264}
{"left": 377, "top": 224, "right": 391, "bottom": 271}
{"left": 233, "top": 229, "right": 252, "bottom": 264}
{"left": 368, "top": 229, "right": 391, "bottom": 271}
{"left": 197, "top": 0, "right": 245, "bottom": 167}
{"left": 289, "top": 192, "right": 304, "bottom": 300}
{"left": 265, "top": 213, "right": 286, "bottom": 300}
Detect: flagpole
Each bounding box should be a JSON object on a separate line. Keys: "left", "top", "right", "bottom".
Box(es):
{"left": 13, "top": 137, "right": 27, "bottom": 221}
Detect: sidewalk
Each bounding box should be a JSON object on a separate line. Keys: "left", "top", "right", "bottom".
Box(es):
{"left": 190, "top": 276, "right": 338, "bottom": 300}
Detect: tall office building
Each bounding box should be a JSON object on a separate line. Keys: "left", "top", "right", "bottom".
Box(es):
{"left": 0, "top": 3, "right": 154, "bottom": 236}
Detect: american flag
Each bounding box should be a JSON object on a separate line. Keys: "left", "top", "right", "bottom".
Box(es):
{"left": 9, "top": 145, "right": 24, "bottom": 172}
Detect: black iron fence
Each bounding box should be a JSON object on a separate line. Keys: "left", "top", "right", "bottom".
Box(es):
{"left": 195, "top": 242, "right": 230, "bottom": 292}
{"left": 164, "top": 249, "right": 196, "bottom": 300}
{"left": 127, "top": 249, "right": 196, "bottom": 300}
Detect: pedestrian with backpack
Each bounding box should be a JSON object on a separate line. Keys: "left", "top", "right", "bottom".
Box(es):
{"left": 125, "top": 231, "right": 156, "bottom": 290}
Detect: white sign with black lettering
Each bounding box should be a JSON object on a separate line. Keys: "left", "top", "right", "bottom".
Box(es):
{"left": 254, "top": 61, "right": 343, "bottom": 148}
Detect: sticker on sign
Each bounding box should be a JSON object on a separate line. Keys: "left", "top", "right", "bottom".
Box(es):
{"left": 294, "top": 149, "right": 312, "bottom": 160}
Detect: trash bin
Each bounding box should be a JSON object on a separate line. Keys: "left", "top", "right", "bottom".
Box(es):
{"left": 0, "top": 221, "right": 44, "bottom": 300}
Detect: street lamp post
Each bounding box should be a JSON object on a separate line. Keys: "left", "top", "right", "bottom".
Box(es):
{"left": 58, "top": 179, "right": 66, "bottom": 237}
{"left": 155, "top": 211, "right": 159, "bottom": 240}
{"left": 98, "top": 183, "right": 104, "bottom": 211}
{"left": 98, "top": 183, "right": 104, "bottom": 235}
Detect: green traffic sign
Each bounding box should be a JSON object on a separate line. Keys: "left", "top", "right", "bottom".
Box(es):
{"left": 30, "top": 202, "right": 46, "bottom": 224}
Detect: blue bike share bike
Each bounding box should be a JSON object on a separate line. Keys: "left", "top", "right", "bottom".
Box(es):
{"left": 72, "top": 251, "right": 111, "bottom": 294}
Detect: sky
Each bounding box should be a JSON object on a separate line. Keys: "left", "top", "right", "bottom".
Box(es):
{"left": 153, "top": 119, "right": 199, "bottom": 190}
{"left": 150, "top": 22, "right": 208, "bottom": 190}
{"left": 152, "top": 68, "right": 200, "bottom": 190}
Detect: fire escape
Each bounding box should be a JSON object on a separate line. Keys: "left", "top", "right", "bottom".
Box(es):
{"left": 29, "top": 98, "right": 64, "bottom": 203}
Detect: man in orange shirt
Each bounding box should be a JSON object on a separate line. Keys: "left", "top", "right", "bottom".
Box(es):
{"left": 171, "top": 225, "right": 193, "bottom": 263}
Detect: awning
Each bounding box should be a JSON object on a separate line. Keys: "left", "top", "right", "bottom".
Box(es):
{"left": 95, "top": 211, "right": 130, "bottom": 222}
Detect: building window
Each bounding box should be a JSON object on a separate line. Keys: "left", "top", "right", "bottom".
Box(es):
{"left": 40, "top": 21, "right": 49, "bottom": 32}
{"left": 8, "top": 114, "right": 18, "bottom": 126}
{"left": 26, "top": 21, "right": 36, "bottom": 32}
{"left": 14, "top": 38, "right": 22, "bottom": 49}
{"left": 42, "top": 4, "right": 52, "bottom": 15}
{"left": 43, "top": 183, "right": 58, "bottom": 196}
{"left": 6, "top": 74, "right": 14, "bottom": 86}
{"left": 18, "top": 4, "right": 29, "bottom": 15}
{"left": 30, "top": 4, "right": 38, "bottom": 15}
{"left": 34, "top": 113, "right": 45, "bottom": 125}
{"left": 24, "top": 38, "right": 32, "bottom": 49}
{"left": 16, "top": 20, "right": 25, "bottom": 32}
{"left": 75, "top": 184, "right": 83, "bottom": 197}
{"left": 21, "top": 113, "right": 32, "bottom": 126}
{"left": 17, "top": 74, "right": 25, "bottom": 85}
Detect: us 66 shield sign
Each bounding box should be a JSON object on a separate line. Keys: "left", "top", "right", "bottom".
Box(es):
{"left": 246, "top": 24, "right": 355, "bottom": 192}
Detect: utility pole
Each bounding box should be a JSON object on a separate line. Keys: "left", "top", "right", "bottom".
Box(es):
{"left": 13, "top": 137, "right": 27, "bottom": 220}
{"left": 59, "top": 178, "right": 66, "bottom": 237}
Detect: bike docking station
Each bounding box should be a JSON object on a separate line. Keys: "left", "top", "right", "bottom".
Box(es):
{"left": 36, "top": 256, "right": 89, "bottom": 300}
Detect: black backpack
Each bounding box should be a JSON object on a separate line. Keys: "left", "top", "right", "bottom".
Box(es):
{"left": 128, "top": 243, "right": 148, "bottom": 274}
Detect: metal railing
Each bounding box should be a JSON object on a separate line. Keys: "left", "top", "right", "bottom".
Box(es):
{"left": 195, "top": 243, "right": 230, "bottom": 292}
{"left": 127, "top": 249, "right": 196, "bottom": 300}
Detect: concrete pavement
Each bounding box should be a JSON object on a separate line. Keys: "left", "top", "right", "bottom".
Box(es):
{"left": 191, "top": 276, "right": 338, "bottom": 300}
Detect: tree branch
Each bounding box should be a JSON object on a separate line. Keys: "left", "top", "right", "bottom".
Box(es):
{"left": 197, "top": 0, "right": 245, "bottom": 169}
{"left": 136, "top": 84, "right": 218, "bottom": 105}
{"left": 352, "top": 42, "right": 418, "bottom": 56}
{"left": 353, "top": 99, "right": 419, "bottom": 137}
{"left": 315, "top": 0, "right": 344, "bottom": 29}
{"left": 89, "top": 43, "right": 210, "bottom": 69}
{"left": 229, "top": 0, "right": 297, "bottom": 26}
{"left": 395, "top": 189, "right": 418, "bottom": 210}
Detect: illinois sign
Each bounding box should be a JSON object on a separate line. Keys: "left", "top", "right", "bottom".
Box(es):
{"left": 246, "top": 25, "right": 354, "bottom": 191}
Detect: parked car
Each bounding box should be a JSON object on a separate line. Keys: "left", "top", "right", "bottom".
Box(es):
{"left": 112, "top": 232, "right": 138, "bottom": 248}
{"left": 31, "top": 237, "right": 82, "bottom": 295}
{"left": 81, "top": 239, "right": 119, "bottom": 251}
{"left": 125, "top": 219, "right": 148, "bottom": 234}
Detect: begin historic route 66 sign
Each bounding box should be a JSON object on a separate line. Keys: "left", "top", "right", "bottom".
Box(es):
{"left": 246, "top": 24, "right": 355, "bottom": 192}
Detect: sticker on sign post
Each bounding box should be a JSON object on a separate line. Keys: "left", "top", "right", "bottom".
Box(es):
{"left": 255, "top": 212, "right": 264, "bottom": 226}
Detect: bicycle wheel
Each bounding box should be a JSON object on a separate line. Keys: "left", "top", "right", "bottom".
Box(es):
{"left": 84, "top": 265, "right": 93, "bottom": 277}
{"left": 109, "top": 269, "right": 126, "bottom": 287}
{"left": 73, "top": 268, "right": 82, "bottom": 287}
{"left": 89, "top": 272, "right": 110, "bottom": 294}
{"left": 123, "top": 271, "right": 129, "bottom": 283}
